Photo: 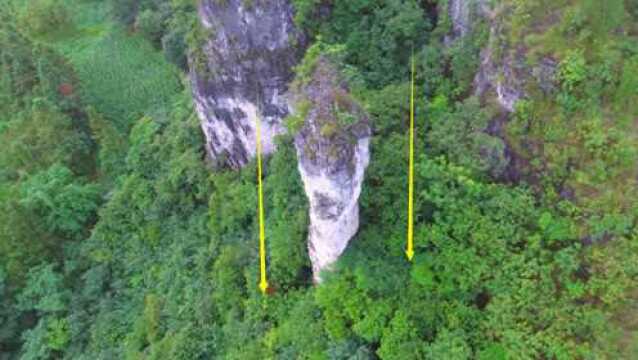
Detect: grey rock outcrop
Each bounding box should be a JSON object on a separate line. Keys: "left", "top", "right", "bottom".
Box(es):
{"left": 446, "top": 0, "right": 558, "bottom": 183}
{"left": 192, "top": 0, "right": 304, "bottom": 168}
{"left": 446, "top": 0, "right": 557, "bottom": 112}
{"left": 474, "top": 18, "right": 525, "bottom": 112}
{"left": 445, "top": 0, "right": 490, "bottom": 43}
{"left": 448, "top": 0, "right": 471, "bottom": 40}
{"left": 192, "top": 1, "right": 370, "bottom": 282}
{"left": 292, "top": 58, "right": 371, "bottom": 282}
{"left": 445, "top": 0, "right": 523, "bottom": 111}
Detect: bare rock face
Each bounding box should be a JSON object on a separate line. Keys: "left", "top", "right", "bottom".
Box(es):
{"left": 446, "top": 0, "right": 471, "bottom": 41}
{"left": 445, "top": 0, "right": 490, "bottom": 43}
{"left": 473, "top": 10, "right": 526, "bottom": 112}
{"left": 192, "top": 0, "right": 304, "bottom": 168}
{"left": 445, "top": 0, "right": 522, "bottom": 111}
{"left": 292, "top": 58, "right": 371, "bottom": 282}
{"left": 192, "top": 1, "right": 370, "bottom": 282}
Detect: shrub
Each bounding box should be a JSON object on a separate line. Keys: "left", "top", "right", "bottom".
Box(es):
{"left": 162, "top": 28, "right": 188, "bottom": 70}
{"left": 72, "top": 30, "right": 182, "bottom": 127}
{"left": 136, "top": 9, "right": 164, "bottom": 46}
{"left": 110, "top": 0, "right": 139, "bottom": 25}
{"left": 18, "top": 0, "right": 70, "bottom": 36}
{"left": 285, "top": 100, "right": 311, "bottom": 134}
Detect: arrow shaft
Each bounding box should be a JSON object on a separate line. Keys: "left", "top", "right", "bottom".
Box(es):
{"left": 256, "top": 115, "right": 267, "bottom": 289}
{"left": 407, "top": 56, "right": 415, "bottom": 255}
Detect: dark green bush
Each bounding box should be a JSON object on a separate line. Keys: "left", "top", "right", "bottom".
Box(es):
{"left": 18, "top": 0, "right": 70, "bottom": 36}
{"left": 136, "top": 9, "right": 164, "bottom": 46}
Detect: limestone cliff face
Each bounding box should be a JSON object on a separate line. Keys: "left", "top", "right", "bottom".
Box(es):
{"left": 293, "top": 58, "right": 371, "bottom": 282}
{"left": 473, "top": 5, "right": 525, "bottom": 113}
{"left": 193, "top": 1, "right": 370, "bottom": 281}
{"left": 192, "top": 0, "right": 304, "bottom": 168}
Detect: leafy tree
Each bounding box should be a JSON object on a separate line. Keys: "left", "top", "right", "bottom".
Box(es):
{"left": 161, "top": 27, "right": 188, "bottom": 69}
{"left": 424, "top": 329, "right": 472, "bottom": 360}
{"left": 88, "top": 107, "right": 128, "bottom": 180}
{"left": 0, "top": 14, "right": 81, "bottom": 112}
{"left": 17, "top": 263, "right": 69, "bottom": 314}
{"left": 19, "top": 164, "right": 101, "bottom": 237}
{"left": 110, "top": 0, "right": 141, "bottom": 25}
{"left": 17, "top": 0, "right": 71, "bottom": 36}
{"left": 296, "top": 0, "right": 432, "bottom": 87}
{"left": 136, "top": 9, "right": 164, "bottom": 46}
{"left": 428, "top": 96, "right": 507, "bottom": 177}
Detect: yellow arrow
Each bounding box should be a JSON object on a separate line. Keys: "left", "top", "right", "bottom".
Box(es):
{"left": 256, "top": 114, "right": 269, "bottom": 294}
{"left": 406, "top": 55, "right": 415, "bottom": 261}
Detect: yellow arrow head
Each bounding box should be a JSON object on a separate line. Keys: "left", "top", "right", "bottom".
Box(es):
{"left": 405, "top": 249, "right": 415, "bottom": 261}
{"left": 259, "top": 281, "right": 269, "bottom": 295}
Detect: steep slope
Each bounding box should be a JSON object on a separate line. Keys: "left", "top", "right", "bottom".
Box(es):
{"left": 192, "top": 0, "right": 371, "bottom": 280}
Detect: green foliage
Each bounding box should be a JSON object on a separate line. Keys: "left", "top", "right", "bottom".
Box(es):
{"left": 503, "top": 0, "right": 638, "bottom": 218}
{"left": 20, "top": 321, "right": 51, "bottom": 360}
{"left": 284, "top": 100, "right": 310, "bottom": 133}
{"left": 17, "top": 264, "right": 69, "bottom": 314}
{"left": 447, "top": 28, "right": 487, "bottom": 97}
{"left": 0, "top": 267, "right": 19, "bottom": 347}
{"left": 71, "top": 31, "right": 182, "bottom": 128}
{"left": 320, "top": 122, "right": 338, "bottom": 137}
{"left": 581, "top": 0, "right": 626, "bottom": 36}
{"left": 18, "top": 0, "right": 71, "bottom": 36}
{"left": 0, "top": 101, "right": 89, "bottom": 176}
{"left": 161, "top": 26, "right": 188, "bottom": 69}
{"left": 293, "top": 40, "right": 347, "bottom": 87}
{"left": 0, "top": 17, "right": 81, "bottom": 112}
{"left": 110, "top": 0, "right": 141, "bottom": 25}
{"left": 88, "top": 107, "right": 128, "bottom": 179}
{"left": 293, "top": 0, "right": 432, "bottom": 88}
{"left": 19, "top": 164, "right": 101, "bottom": 237}
{"left": 291, "top": 0, "right": 323, "bottom": 30}
{"left": 556, "top": 49, "right": 587, "bottom": 112}
{"left": 615, "top": 55, "right": 638, "bottom": 118}
{"left": 265, "top": 137, "right": 311, "bottom": 288}
{"left": 428, "top": 96, "right": 507, "bottom": 177}
{"left": 136, "top": 10, "right": 164, "bottom": 46}
{"left": 424, "top": 329, "right": 472, "bottom": 359}
{"left": 376, "top": 310, "right": 423, "bottom": 359}
{"left": 0, "top": 93, "right": 94, "bottom": 293}
{"left": 23, "top": 0, "right": 185, "bottom": 129}
{"left": 2, "top": 1, "right": 638, "bottom": 359}
{"left": 47, "top": 318, "right": 71, "bottom": 351}
{"left": 478, "top": 343, "right": 508, "bottom": 360}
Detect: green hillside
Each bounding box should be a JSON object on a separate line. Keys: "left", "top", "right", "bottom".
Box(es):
{"left": 1, "top": 0, "right": 637, "bottom": 359}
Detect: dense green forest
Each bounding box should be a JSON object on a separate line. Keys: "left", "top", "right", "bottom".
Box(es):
{"left": 1, "top": 0, "right": 638, "bottom": 358}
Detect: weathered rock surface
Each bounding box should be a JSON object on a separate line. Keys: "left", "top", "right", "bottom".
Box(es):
{"left": 446, "top": 0, "right": 557, "bottom": 112}
{"left": 445, "top": 0, "right": 490, "bottom": 43}
{"left": 192, "top": 0, "right": 304, "bottom": 168}
{"left": 293, "top": 58, "right": 371, "bottom": 282}
{"left": 192, "top": 1, "right": 370, "bottom": 281}
{"left": 447, "top": 0, "right": 522, "bottom": 111}
{"left": 446, "top": 0, "right": 557, "bottom": 183}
